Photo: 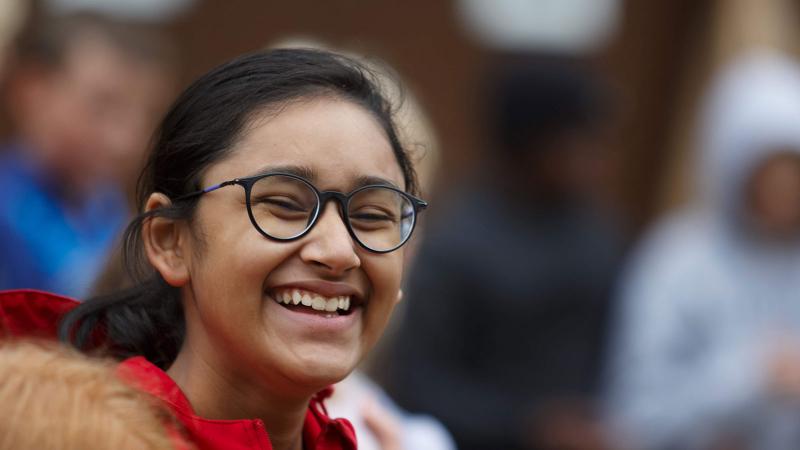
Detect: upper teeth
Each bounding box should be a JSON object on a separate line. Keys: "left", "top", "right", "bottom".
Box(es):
{"left": 273, "top": 289, "right": 351, "bottom": 312}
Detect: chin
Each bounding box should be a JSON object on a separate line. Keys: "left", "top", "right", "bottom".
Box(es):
{"left": 289, "top": 366, "right": 353, "bottom": 394}
{"left": 288, "top": 350, "right": 360, "bottom": 391}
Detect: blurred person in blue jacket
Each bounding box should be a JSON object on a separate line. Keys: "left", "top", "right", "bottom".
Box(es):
{"left": 388, "top": 55, "right": 623, "bottom": 450}
{"left": 606, "top": 51, "right": 800, "bottom": 450}
{"left": 0, "top": 12, "right": 174, "bottom": 297}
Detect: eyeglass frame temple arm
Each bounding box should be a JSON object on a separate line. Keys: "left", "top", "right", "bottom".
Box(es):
{"left": 173, "top": 179, "right": 240, "bottom": 202}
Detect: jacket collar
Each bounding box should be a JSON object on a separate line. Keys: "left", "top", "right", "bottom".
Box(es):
{"left": 0, "top": 289, "right": 78, "bottom": 339}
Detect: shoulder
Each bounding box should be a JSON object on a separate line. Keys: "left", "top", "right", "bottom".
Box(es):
{"left": 624, "top": 211, "right": 721, "bottom": 287}
{"left": 0, "top": 148, "right": 39, "bottom": 194}
{"left": 0, "top": 289, "right": 79, "bottom": 339}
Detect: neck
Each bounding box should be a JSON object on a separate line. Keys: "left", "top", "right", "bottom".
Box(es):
{"left": 167, "top": 343, "right": 309, "bottom": 450}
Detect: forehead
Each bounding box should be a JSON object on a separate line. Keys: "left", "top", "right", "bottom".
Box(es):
{"left": 205, "top": 96, "right": 405, "bottom": 190}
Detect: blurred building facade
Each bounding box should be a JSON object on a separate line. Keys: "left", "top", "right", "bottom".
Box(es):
{"left": 0, "top": 0, "right": 729, "bottom": 233}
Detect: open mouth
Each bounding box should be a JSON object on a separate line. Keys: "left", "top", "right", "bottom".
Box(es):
{"left": 270, "top": 288, "right": 358, "bottom": 317}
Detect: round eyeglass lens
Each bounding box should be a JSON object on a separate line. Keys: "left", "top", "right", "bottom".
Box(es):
{"left": 249, "top": 175, "right": 318, "bottom": 239}
{"left": 347, "top": 186, "right": 414, "bottom": 251}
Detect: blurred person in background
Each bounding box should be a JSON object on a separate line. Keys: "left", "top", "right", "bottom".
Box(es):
{"left": 0, "top": 340, "right": 179, "bottom": 450}
{"left": 606, "top": 51, "right": 800, "bottom": 450}
{"left": 0, "top": 12, "right": 175, "bottom": 297}
{"left": 387, "top": 55, "right": 623, "bottom": 450}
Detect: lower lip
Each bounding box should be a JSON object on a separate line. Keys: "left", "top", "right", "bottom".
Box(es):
{"left": 265, "top": 295, "right": 362, "bottom": 334}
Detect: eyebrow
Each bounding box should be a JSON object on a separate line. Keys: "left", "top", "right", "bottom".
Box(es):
{"left": 245, "top": 164, "right": 316, "bottom": 181}
{"left": 352, "top": 175, "right": 401, "bottom": 190}
{"left": 244, "top": 165, "right": 402, "bottom": 191}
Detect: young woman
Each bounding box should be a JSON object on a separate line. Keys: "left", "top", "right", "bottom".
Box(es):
{"left": 3, "top": 47, "right": 428, "bottom": 450}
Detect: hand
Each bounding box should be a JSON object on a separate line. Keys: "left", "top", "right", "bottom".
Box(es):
{"left": 361, "top": 394, "right": 403, "bottom": 450}
{"left": 524, "top": 399, "right": 611, "bottom": 450}
{"left": 767, "top": 342, "right": 800, "bottom": 398}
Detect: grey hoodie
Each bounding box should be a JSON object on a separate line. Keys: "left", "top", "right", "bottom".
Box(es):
{"left": 606, "top": 50, "right": 800, "bottom": 450}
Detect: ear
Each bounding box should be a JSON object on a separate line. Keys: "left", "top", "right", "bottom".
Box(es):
{"left": 142, "top": 193, "right": 190, "bottom": 287}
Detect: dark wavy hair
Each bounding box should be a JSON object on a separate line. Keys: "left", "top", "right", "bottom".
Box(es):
{"left": 59, "top": 48, "right": 419, "bottom": 369}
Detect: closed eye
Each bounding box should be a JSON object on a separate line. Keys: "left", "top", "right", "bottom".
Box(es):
{"left": 350, "top": 208, "right": 399, "bottom": 223}
{"left": 255, "top": 196, "right": 310, "bottom": 212}
{"left": 352, "top": 213, "right": 393, "bottom": 221}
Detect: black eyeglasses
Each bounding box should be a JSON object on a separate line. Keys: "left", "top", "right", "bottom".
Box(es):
{"left": 174, "top": 172, "right": 428, "bottom": 253}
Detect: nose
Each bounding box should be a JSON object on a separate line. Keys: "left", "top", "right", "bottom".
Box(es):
{"left": 299, "top": 202, "right": 361, "bottom": 275}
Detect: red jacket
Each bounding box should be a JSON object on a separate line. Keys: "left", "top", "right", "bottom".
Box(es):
{"left": 0, "top": 289, "right": 357, "bottom": 450}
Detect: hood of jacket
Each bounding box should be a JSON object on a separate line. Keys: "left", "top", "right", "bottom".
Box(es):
{"left": 697, "top": 50, "right": 800, "bottom": 223}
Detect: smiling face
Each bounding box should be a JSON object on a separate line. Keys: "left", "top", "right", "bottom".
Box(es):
{"left": 173, "top": 96, "right": 406, "bottom": 396}
{"left": 745, "top": 151, "right": 800, "bottom": 238}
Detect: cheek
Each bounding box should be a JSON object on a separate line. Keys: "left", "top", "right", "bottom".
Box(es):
{"left": 750, "top": 167, "right": 800, "bottom": 221}
{"left": 202, "top": 241, "right": 286, "bottom": 294}
{"left": 186, "top": 231, "right": 304, "bottom": 368}
{"left": 188, "top": 213, "right": 292, "bottom": 312}
{"left": 361, "top": 253, "right": 405, "bottom": 342}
